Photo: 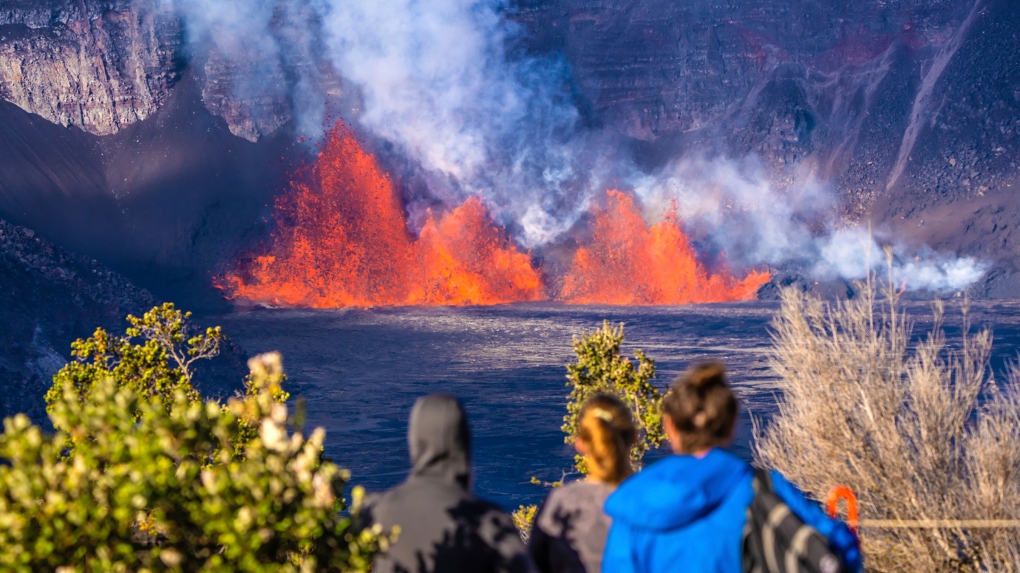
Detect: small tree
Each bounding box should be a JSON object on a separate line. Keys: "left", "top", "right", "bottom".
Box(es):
{"left": 45, "top": 303, "right": 221, "bottom": 423}
{"left": 515, "top": 321, "right": 665, "bottom": 540}
{"left": 563, "top": 321, "right": 664, "bottom": 473}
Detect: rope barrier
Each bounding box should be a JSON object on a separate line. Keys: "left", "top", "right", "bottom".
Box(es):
{"left": 857, "top": 519, "right": 1020, "bottom": 529}
{"left": 826, "top": 485, "right": 1020, "bottom": 529}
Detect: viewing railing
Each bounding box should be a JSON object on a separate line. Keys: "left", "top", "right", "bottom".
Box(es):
{"left": 826, "top": 486, "right": 1020, "bottom": 532}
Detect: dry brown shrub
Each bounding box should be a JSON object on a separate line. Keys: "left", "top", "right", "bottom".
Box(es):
{"left": 755, "top": 281, "right": 1020, "bottom": 572}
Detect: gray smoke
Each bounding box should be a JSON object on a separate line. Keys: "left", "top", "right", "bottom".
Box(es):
{"left": 632, "top": 156, "right": 987, "bottom": 292}
{"left": 318, "top": 0, "right": 601, "bottom": 246}
{"left": 168, "top": 0, "right": 988, "bottom": 293}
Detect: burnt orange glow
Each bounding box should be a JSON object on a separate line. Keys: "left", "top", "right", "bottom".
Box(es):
{"left": 218, "top": 122, "right": 544, "bottom": 307}
{"left": 411, "top": 197, "right": 545, "bottom": 305}
{"left": 219, "top": 123, "right": 769, "bottom": 308}
{"left": 560, "top": 191, "right": 769, "bottom": 305}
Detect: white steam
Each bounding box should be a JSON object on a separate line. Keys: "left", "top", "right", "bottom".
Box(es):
{"left": 318, "top": 0, "right": 597, "bottom": 245}
{"left": 167, "top": 0, "right": 988, "bottom": 293}
{"left": 633, "top": 157, "right": 987, "bottom": 293}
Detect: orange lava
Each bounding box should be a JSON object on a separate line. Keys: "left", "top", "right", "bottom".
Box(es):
{"left": 412, "top": 197, "right": 546, "bottom": 305}
{"left": 560, "top": 190, "right": 770, "bottom": 305}
{"left": 218, "top": 122, "right": 545, "bottom": 307}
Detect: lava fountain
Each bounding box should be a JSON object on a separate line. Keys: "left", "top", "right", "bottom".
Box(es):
{"left": 218, "top": 122, "right": 545, "bottom": 307}
{"left": 220, "top": 122, "right": 769, "bottom": 308}
{"left": 560, "top": 191, "right": 769, "bottom": 305}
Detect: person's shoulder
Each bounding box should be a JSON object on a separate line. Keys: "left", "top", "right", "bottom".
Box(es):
{"left": 640, "top": 449, "right": 749, "bottom": 479}
{"left": 544, "top": 479, "right": 611, "bottom": 506}
{"left": 462, "top": 492, "right": 515, "bottom": 519}
{"left": 606, "top": 450, "right": 752, "bottom": 529}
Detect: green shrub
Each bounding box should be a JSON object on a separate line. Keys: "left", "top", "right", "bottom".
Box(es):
{"left": 563, "top": 320, "right": 664, "bottom": 474}
{"left": 0, "top": 306, "right": 390, "bottom": 572}
{"left": 515, "top": 321, "right": 665, "bottom": 539}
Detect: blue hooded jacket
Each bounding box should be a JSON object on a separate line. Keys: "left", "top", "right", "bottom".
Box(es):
{"left": 602, "top": 449, "right": 861, "bottom": 573}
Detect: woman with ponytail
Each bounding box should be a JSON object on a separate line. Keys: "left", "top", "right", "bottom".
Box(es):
{"left": 527, "top": 393, "right": 636, "bottom": 573}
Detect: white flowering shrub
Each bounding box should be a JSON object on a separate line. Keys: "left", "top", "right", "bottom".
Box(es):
{"left": 0, "top": 307, "right": 391, "bottom": 572}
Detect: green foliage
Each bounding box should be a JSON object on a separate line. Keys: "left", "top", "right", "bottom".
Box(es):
{"left": 511, "top": 504, "right": 538, "bottom": 543}
{"left": 516, "top": 321, "right": 666, "bottom": 540}
{"left": 0, "top": 306, "right": 391, "bottom": 571}
{"left": 563, "top": 321, "right": 664, "bottom": 474}
{"left": 45, "top": 303, "right": 221, "bottom": 429}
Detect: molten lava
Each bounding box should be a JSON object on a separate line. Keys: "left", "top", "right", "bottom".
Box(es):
{"left": 219, "top": 122, "right": 545, "bottom": 307}
{"left": 560, "top": 191, "right": 770, "bottom": 305}
{"left": 221, "top": 123, "right": 767, "bottom": 308}
{"left": 412, "top": 198, "right": 546, "bottom": 305}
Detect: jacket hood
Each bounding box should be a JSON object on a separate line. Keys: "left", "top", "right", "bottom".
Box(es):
{"left": 408, "top": 393, "right": 472, "bottom": 489}
{"left": 604, "top": 448, "right": 751, "bottom": 531}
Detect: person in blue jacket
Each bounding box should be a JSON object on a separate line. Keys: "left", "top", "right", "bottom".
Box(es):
{"left": 602, "top": 362, "right": 862, "bottom": 573}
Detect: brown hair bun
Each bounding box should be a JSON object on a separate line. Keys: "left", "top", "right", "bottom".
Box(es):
{"left": 661, "top": 361, "right": 738, "bottom": 453}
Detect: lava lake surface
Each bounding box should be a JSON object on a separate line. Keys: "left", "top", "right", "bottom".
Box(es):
{"left": 215, "top": 300, "right": 1020, "bottom": 510}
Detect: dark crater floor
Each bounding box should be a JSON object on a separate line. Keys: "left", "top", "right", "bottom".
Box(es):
{"left": 216, "top": 300, "right": 1020, "bottom": 509}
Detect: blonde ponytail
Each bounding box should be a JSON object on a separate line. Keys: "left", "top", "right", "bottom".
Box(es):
{"left": 578, "top": 394, "right": 637, "bottom": 485}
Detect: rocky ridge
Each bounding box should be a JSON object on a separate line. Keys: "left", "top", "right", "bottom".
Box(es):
{"left": 0, "top": 216, "right": 153, "bottom": 422}
{"left": 0, "top": 0, "right": 340, "bottom": 141}
{"left": 0, "top": 0, "right": 181, "bottom": 136}
{"left": 0, "top": 214, "right": 249, "bottom": 424}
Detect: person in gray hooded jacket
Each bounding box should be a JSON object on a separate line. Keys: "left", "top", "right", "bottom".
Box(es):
{"left": 362, "top": 393, "right": 537, "bottom": 573}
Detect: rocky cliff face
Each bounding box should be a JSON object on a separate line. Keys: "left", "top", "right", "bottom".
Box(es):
{"left": 517, "top": 0, "right": 969, "bottom": 141}
{"left": 0, "top": 0, "right": 182, "bottom": 136}
{"left": 515, "top": 0, "right": 995, "bottom": 204}
{"left": 0, "top": 0, "right": 325, "bottom": 141}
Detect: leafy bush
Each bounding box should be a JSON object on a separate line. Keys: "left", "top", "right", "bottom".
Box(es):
{"left": 562, "top": 321, "right": 664, "bottom": 473}
{"left": 0, "top": 305, "right": 390, "bottom": 572}
{"left": 514, "top": 321, "right": 665, "bottom": 539}
{"left": 511, "top": 504, "right": 538, "bottom": 543}
{"left": 756, "top": 283, "right": 1020, "bottom": 572}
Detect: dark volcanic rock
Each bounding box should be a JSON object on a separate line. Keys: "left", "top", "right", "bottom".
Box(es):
{"left": 0, "top": 74, "right": 302, "bottom": 311}
{"left": 0, "top": 216, "right": 153, "bottom": 422}
{"left": 870, "top": 0, "right": 1020, "bottom": 288}
{"left": 513, "top": 0, "right": 984, "bottom": 205}
{"left": 0, "top": 216, "right": 248, "bottom": 424}
{"left": 515, "top": 0, "right": 1020, "bottom": 293}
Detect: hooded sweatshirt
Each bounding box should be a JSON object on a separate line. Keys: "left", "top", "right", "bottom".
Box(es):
{"left": 363, "top": 394, "right": 537, "bottom": 573}
{"left": 602, "top": 449, "right": 862, "bottom": 573}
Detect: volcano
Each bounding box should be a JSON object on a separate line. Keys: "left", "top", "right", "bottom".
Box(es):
{"left": 1, "top": 0, "right": 1019, "bottom": 417}
{"left": 217, "top": 122, "right": 768, "bottom": 308}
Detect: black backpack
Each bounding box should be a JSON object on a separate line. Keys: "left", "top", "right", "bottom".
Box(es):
{"left": 742, "top": 468, "right": 849, "bottom": 573}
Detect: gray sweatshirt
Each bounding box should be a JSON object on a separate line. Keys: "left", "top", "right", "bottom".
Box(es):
{"left": 527, "top": 480, "right": 615, "bottom": 573}
{"left": 362, "top": 394, "right": 537, "bottom": 573}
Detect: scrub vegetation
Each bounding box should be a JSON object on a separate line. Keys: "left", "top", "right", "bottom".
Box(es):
{"left": 0, "top": 304, "right": 390, "bottom": 572}
{"left": 757, "top": 282, "right": 1020, "bottom": 572}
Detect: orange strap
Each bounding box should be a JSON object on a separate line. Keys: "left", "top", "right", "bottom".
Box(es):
{"left": 827, "top": 486, "right": 859, "bottom": 533}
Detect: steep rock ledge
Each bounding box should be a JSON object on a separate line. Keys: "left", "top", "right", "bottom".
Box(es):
{"left": 0, "top": 0, "right": 182, "bottom": 135}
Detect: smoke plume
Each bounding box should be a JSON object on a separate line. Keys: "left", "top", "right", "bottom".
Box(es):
{"left": 632, "top": 157, "right": 987, "bottom": 292}
{"left": 169, "top": 0, "right": 987, "bottom": 294}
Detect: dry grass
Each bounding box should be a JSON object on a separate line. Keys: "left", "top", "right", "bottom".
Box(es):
{"left": 755, "top": 281, "right": 1020, "bottom": 572}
